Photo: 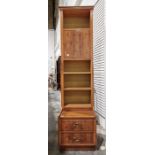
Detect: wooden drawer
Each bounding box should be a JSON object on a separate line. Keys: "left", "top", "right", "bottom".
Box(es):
{"left": 60, "top": 133, "right": 94, "bottom": 145}
{"left": 60, "top": 119, "right": 94, "bottom": 131}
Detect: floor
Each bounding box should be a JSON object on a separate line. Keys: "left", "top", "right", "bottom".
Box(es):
{"left": 48, "top": 90, "right": 106, "bottom": 155}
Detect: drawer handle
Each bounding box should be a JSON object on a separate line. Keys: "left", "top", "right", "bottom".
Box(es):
{"left": 73, "top": 122, "right": 79, "bottom": 126}
{"left": 73, "top": 137, "right": 81, "bottom": 142}
{"left": 75, "top": 139, "right": 80, "bottom": 142}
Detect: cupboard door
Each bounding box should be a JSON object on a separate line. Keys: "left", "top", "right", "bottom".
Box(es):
{"left": 83, "top": 29, "right": 90, "bottom": 59}
{"left": 63, "top": 30, "right": 74, "bottom": 59}
{"left": 63, "top": 29, "right": 90, "bottom": 59}
{"left": 73, "top": 30, "right": 82, "bottom": 59}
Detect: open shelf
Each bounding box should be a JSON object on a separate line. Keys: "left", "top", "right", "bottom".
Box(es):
{"left": 63, "top": 9, "right": 90, "bottom": 28}
{"left": 64, "top": 60, "right": 90, "bottom": 72}
{"left": 64, "top": 17, "right": 90, "bottom": 28}
{"left": 64, "top": 91, "right": 91, "bottom": 105}
{"left": 64, "top": 104, "right": 91, "bottom": 109}
{"left": 64, "top": 28, "right": 90, "bottom": 30}
{"left": 64, "top": 72, "right": 90, "bottom": 74}
{"left": 64, "top": 87, "right": 91, "bottom": 91}
{"left": 64, "top": 59, "right": 91, "bottom": 61}
{"left": 64, "top": 74, "right": 90, "bottom": 88}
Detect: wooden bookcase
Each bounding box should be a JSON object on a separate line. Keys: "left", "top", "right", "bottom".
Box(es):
{"left": 58, "top": 6, "right": 96, "bottom": 150}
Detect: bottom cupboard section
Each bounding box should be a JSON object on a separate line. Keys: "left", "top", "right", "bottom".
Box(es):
{"left": 58, "top": 110, "right": 96, "bottom": 149}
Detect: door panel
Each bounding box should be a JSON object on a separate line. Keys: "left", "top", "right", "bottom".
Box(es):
{"left": 63, "top": 30, "right": 74, "bottom": 58}
{"left": 63, "top": 29, "right": 90, "bottom": 59}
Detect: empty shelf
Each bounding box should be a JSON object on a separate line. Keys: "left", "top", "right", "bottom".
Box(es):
{"left": 64, "top": 104, "right": 91, "bottom": 109}
{"left": 64, "top": 72, "right": 91, "bottom": 74}
{"left": 64, "top": 87, "right": 91, "bottom": 91}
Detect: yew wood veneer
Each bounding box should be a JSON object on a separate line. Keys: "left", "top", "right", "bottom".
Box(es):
{"left": 59, "top": 110, "right": 96, "bottom": 150}
{"left": 58, "top": 6, "right": 96, "bottom": 150}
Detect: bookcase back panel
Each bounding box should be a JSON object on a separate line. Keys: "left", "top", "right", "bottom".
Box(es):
{"left": 64, "top": 61, "right": 90, "bottom": 72}
{"left": 64, "top": 91, "right": 91, "bottom": 104}
{"left": 64, "top": 17, "right": 89, "bottom": 28}
{"left": 64, "top": 74, "right": 90, "bottom": 88}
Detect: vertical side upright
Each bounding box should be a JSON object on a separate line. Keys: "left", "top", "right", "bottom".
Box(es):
{"left": 90, "top": 9, "right": 94, "bottom": 110}
{"left": 60, "top": 9, "right": 64, "bottom": 109}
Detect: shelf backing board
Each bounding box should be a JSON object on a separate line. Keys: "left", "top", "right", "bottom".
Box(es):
{"left": 64, "top": 60, "right": 90, "bottom": 72}
{"left": 63, "top": 8, "right": 90, "bottom": 28}
{"left": 64, "top": 74, "right": 90, "bottom": 88}
{"left": 64, "top": 90, "right": 91, "bottom": 104}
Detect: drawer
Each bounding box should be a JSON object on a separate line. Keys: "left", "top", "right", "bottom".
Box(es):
{"left": 60, "top": 133, "right": 94, "bottom": 145}
{"left": 60, "top": 119, "right": 95, "bottom": 131}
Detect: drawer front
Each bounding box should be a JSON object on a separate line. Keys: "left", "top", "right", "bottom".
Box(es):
{"left": 61, "top": 119, "right": 94, "bottom": 131}
{"left": 60, "top": 133, "right": 94, "bottom": 145}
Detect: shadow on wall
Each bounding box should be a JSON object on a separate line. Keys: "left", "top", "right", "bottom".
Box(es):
{"left": 96, "top": 133, "right": 106, "bottom": 151}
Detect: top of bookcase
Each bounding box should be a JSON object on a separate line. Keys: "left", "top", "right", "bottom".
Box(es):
{"left": 59, "top": 6, "right": 94, "bottom": 9}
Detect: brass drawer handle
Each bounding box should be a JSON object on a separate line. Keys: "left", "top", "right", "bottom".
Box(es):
{"left": 73, "top": 122, "right": 79, "bottom": 126}
{"left": 73, "top": 137, "right": 81, "bottom": 142}
{"left": 72, "top": 122, "right": 80, "bottom": 128}
{"left": 75, "top": 139, "right": 80, "bottom": 142}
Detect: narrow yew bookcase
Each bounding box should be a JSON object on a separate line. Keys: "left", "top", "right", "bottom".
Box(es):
{"left": 58, "top": 6, "right": 96, "bottom": 150}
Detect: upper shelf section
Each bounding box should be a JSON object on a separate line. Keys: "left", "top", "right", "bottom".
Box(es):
{"left": 63, "top": 8, "right": 90, "bottom": 28}
{"left": 62, "top": 8, "right": 92, "bottom": 60}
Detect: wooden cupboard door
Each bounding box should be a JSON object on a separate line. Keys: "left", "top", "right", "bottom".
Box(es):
{"left": 73, "top": 30, "right": 82, "bottom": 59}
{"left": 63, "top": 30, "right": 74, "bottom": 59}
{"left": 83, "top": 29, "right": 90, "bottom": 59}
{"left": 63, "top": 29, "right": 90, "bottom": 59}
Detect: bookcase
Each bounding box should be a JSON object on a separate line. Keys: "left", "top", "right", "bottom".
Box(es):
{"left": 58, "top": 6, "right": 96, "bottom": 150}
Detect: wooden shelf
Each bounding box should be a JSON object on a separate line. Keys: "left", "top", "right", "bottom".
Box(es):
{"left": 64, "top": 87, "right": 91, "bottom": 91}
{"left": 64, "top": 59, "right": 91, "bottom": 61}
{"left": 60, "top": 110, "right": 95, "bottom": 118}
{"left": 64, "top": 28, "right": 90, "bottom": 30}
{"left": 64, "top": 72, "right": 90, "bottom": 74}
{"left": 64, "top": 104, "right": 91, "bottom": 109}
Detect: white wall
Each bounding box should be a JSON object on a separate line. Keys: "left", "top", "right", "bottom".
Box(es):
{"left": 59, "top": 0, "right": 98, "bottom": 6}
{"left": 54, "top": 13, "right": 61, "bottom": 61}
{"left": 48, "top": 29, "right": 55, "bottom": 74}
{"left": 93, "top": 0, "right": 106, "bottom": 129}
